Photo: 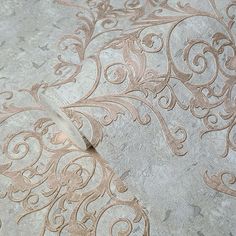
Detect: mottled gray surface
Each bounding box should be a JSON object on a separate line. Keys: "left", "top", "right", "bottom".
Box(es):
{"left": 1, "top": 0, "right": 236, "bottom": 235}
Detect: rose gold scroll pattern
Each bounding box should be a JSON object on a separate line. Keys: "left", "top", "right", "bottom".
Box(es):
{"left": 0, "top": 116, "right": 149, "bottom": 235}
{"left": 50, "top": 0, "right": 236, "bottom": 158}
{"left": 52, "top": 0, "right": 236, "bottom": 199}
{"left": 0, "top": 2, "right": 151, "bottom": 233}
{"left": 204, "top": 171, "right": 236, "bottom": 198}
{"left": 0, "top": 0, "right": 236, "bottom": 233}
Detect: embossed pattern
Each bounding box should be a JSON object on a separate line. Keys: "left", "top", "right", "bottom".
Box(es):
{"left": 0, "top": 0, "right": 236, "bottom": 235}
{"left": 50, "top": 0, "right": 236, "bottom": 158}
{"left": 0, "top": 117, "right": 149, "bottom": 235}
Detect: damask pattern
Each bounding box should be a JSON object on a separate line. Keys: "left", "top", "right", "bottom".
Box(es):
{"left": 50, "top": 0, "right": 236, "bottom": 158}
{"left": 0, "top": 116, "right": 149, "bottom": 235}
{"left": 52, "top": 0, "right": 236, "bottom": 198}
{"left": 0, "top": 0, "right": 236, "bottom": 235}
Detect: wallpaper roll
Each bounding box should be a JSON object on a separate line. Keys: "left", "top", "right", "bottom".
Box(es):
{"left": 1, "top": 0, "right": 236, "bottom": 235}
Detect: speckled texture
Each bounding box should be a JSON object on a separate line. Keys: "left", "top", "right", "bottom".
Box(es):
{"left": 0, "top": 0, "right": 236, "bottom": 235}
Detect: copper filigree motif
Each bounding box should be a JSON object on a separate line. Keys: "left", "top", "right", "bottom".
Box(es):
{"left": 0, "top": 0, "right": 236, "bottom": 234}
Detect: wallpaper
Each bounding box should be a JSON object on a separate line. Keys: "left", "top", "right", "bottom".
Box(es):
{"left": 0, "top": 0, "right": 236, "bottom": 235}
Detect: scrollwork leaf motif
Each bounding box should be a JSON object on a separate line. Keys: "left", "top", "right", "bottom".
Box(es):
{"left": 204, "top": 171, "right": 236, "bottom": 197}
{"left": 109, "top": 218, "right": 133, "bottom": 236}
{"left": 2, "top": 131, "right": 43, "bottom": 162}
{"left": 0, "top": 118, "right": 150, "bottom": 235}
{"left": 51, "top": 1, "right": 236, "bottom": 207}
{"left": 2, "top": 0, "right": 236, "bottom": 234}
{"left": 226, "top": 1, "right": 236, "bottom": 29}
{"left": 61, "top": 30, "right": 189, "bottom": 155}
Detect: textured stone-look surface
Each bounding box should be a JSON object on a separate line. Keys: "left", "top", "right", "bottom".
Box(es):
{"left": 0, "top": 0, "right": 236, "bottom": 235}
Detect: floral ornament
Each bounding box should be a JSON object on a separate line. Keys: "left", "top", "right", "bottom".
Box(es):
{"left": 48, "top": 0, "right": 236, "bottom": 158}
{"left": 0, "top": 75, "right": 150, "bottom": 235}
{"left": 51, "top": 0, "right": 236, "bottom": 202}
{"left": 204, "top": 171, "right": 236, "bottom": 197}
{"left": 0, "top": 0, "right": 236, "bottom": 234}
{"left": 0, "top": 117, "right": 150, "bottom": 235}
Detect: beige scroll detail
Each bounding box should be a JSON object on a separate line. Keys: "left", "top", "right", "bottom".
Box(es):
{"left": 204, "top": 171, "right": 236, "bottom": 197}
